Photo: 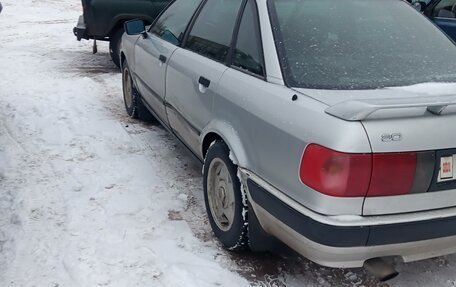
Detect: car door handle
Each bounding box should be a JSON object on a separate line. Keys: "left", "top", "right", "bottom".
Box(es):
{"left": 198, "top": 76, "right": 210, "bottom": 88}
{"left": 159, "top": 55, "right": 167, "bottom": 63}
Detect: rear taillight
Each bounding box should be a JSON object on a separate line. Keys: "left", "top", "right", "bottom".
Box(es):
{"left": 300, "top": 144, "right": 418, "bottom": 197}
{"left": 367, "top": 153, "right": 417, "bottom": 197}
{"left": 300, "top": 144, "right": 371, "bottom": 197}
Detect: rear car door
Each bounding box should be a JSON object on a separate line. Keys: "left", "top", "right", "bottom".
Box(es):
{"left": 430, "top": 0, "right": 456, "bottom": 41}
{"left": 165, "top": 0, "right": 244, "bottom": 155}
{"left": 133, "top": 0, "right": 201, "bottom": 125}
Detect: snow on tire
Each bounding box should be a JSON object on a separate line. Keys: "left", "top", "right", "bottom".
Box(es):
{"left": 203, "top": 141, "right": 249, "bottom": 251}
{"left": 122, "top": 61, "right": 139, "bottom": 118}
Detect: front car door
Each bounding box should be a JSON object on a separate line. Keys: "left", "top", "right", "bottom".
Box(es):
{"left": 165, "top": 0, "right": 245, "bottom": 156}
{"left": 133, "top": 0, "right": 202, "bottom": 126}
{"left": 427, "top": 0, "right": 456, "bottom": 41}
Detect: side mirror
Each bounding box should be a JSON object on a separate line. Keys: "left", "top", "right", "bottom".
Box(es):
{"left": 412, "top": 1, "right": 426, "bottom": 12}
{"left": 124, "top": 19, "right": 146, "bottom": 36}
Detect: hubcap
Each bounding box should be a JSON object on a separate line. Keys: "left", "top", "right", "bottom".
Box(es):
{"left": 123, "top": 68, "right": 133, "bottom": 109}
{"left": 207, "top": 158, "right": 235, "bottom": 232}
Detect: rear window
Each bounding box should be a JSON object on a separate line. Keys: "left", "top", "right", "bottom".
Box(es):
{"left": 268, "top": 0, "right": 456, "bottom": 90}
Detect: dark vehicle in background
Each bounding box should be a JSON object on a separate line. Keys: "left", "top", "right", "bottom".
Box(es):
{"left": 73, "top": 0, "right": 170, "bottom": 67}
{"left": 411, "top": 0, "right": 456, "bottom": 41}
{"left": 0, "top": 2, "right": 3, "bottom": 13}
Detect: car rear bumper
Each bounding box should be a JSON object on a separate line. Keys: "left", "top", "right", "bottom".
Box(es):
{"left": 240, "top": 169, "right": 456, "bottom": 268}
{"left": 73, "top": 15, "right": 88, "bottom": 41}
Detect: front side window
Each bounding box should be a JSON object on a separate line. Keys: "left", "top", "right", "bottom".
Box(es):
{"left": 150, "top": 0, "right": 201, "bottom": 46}
{"left": 433, "top": 0, "right": 456, "bottom": 18}
{"left": 186, "top": 0, "right": 243, "bottom": 63}
{"left": 268, "top": 0, "right": 456, "bottom": 90}
{"left": 232, "top": 0, "right": 265, "bottom": 76}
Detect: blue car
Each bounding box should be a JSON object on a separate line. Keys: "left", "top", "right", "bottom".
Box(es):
{"left": 412, "top": 0, "right": 456, "bottom": 41}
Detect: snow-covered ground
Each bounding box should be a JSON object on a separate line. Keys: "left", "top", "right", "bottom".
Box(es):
{"left": 0, "top": 1, "right": 456, "bottom": 286}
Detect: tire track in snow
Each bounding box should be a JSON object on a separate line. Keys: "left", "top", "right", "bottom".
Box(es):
{"left": 0, "top": 2, "right": 249, "bottom": 286}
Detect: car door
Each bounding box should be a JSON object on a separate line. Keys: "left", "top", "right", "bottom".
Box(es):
{"left": 165, "top": 0, "right": 244, "bottom": 156}
{"left": 429, "top": 0, "right": 456, "bottom": 41}
{"left": 133, "top": 0, "right": 202, "bottom": 126}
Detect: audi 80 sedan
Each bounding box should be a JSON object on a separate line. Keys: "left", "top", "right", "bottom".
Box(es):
{"left": 120, "top": 0, "right": 456, "bottom": 279}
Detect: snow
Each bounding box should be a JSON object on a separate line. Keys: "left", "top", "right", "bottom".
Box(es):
{"left": 388, "top": 82, "right": 456, "bottom": 95}
{"left": 229, "top": 150, "right": 238, "bottom": 165}
{"left": 0, "top": 1, "right": 247, "bottom": 286}
{"left": 1, "top": 0, "right": 456, "bottom": 286}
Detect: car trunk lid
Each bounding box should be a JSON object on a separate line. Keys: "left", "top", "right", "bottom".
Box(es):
{"left": 294, "top": 83, "right": 456, "bottom": 152}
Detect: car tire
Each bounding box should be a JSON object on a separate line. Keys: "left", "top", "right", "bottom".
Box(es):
{"left": 110, "top": 27, "right": 124, "bottom": 68}
{"left": 122, "top": 61, "right": 155, "bottom": 122}
{"left": 203, "top": 141, "right": 249, "bottom": 251}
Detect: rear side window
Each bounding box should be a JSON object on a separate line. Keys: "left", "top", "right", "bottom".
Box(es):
{"left": 186, "top": 0, "right": 243, "bottom": 63}
{"left": 150, "top": 0, "right": 202, "bottom": 46}
{"left": 232, "top": 0, "right": 265, "bottom": 77}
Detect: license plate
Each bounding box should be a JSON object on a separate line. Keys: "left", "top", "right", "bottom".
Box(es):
{"left": 438, "top": 155, "right": 455, "bottom": 182}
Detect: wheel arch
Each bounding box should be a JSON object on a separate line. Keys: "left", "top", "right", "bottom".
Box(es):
{"left": 107, "top": 14, "right": 155, "bottom": 38}
{"left": 201, "top": 121, "right": 249, "bottom": 168}
{"left": 108, "top": 20, "right": 125, "bottom": 38}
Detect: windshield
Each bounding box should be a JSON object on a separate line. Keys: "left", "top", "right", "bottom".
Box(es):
{"left": 268, "top": 0, "right": 456, "bottom": 90}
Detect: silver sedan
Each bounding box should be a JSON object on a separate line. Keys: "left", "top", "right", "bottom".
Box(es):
{"left": 120, "top": 0, "right": 456, "bottom": 280}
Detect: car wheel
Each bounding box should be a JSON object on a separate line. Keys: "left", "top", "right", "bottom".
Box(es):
{"left": 122, "top": 61, "right": 155, "bottom": 122}
{"left": 122, "top": 61, "right": 139, "bottom": 118}
{"left": 110, "top": 27, "right": 124, "bottom": 68}
{"left": 203, "top": 141, "right": 249, "bottom": 250}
